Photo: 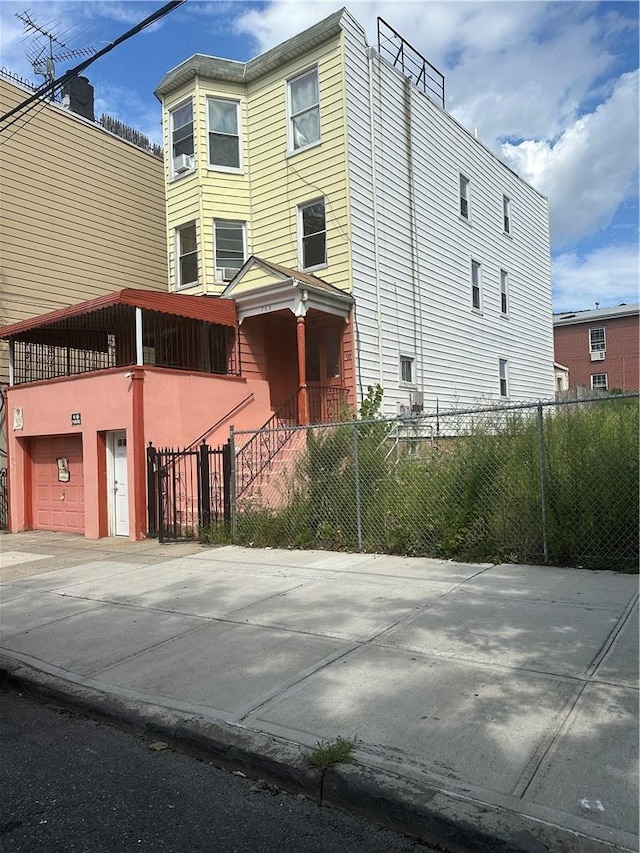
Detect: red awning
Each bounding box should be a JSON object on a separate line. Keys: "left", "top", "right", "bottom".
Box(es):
{"left": 0, "top": 289, "right": 237, "bottom": 339}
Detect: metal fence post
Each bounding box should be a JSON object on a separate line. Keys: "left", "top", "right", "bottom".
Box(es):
{"left": 198, "top": 442, "right": 211, "bottom": 531}
{"left": 353, "top": 421, "right": 363, "bottom": 551}
{"left": 229, "top": 426, "right": 238, "bottom": 541}
{"left": 537, "top": 402, "right": 549, "bottom": 563}
{"left": 146, "top": 443, "right": 157, "bottom": 538}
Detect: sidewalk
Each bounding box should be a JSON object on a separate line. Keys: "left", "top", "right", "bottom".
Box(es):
{"left": 1, "top": 531, "right": 638, "bottom": 853}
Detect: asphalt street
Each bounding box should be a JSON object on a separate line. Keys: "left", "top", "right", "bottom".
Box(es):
{"left": 0, "top": 689, "right": 434, "bottom": 853}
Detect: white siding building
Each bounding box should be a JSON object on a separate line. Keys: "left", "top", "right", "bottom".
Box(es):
{"left": 156, "top": 9, "right": 555, "bottom": 420}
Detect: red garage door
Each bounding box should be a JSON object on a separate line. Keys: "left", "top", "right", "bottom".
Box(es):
{"left": 31, "top": 435, "right": 85, "bottom": 534}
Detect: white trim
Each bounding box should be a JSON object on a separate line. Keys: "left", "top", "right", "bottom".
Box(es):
{"left": 286, "top": 64, "right": 321, "bottom": 155}
{"left": 169, "top": 98, "right": 195, "bottom": 179}
{"left": 175, "top": 221, "right": 198, "bottom": 289}
{"left": 589, "top": 326, "right": 606, "bottom": 353}
{"left": 471, "top": 258, "right": 482, "bottom": 313}
{"left": 459, "top": 172, "right": 471, "bottom": 221}
{"left": 298, "top": 197, "right": 327, "bottom": 271}
{"left": 502, "top": 194, "right": 511, "bottom": 236}
{"left": 499, "top": 357, "right": 509, "bottom": 398}
{"left": 500, "top": 268, "right": 509, "bottom": 317}
{"left": 590, "top": 372, "right": 608, "bottom": 391}
{"left": 213, "top": 219, "right": 246, "bottom": 282}
{"left": 399, "top": 353, "right": 416, "bottom": 387}
{"left": 206, "top": 96, "right": 243, "bottom": 173}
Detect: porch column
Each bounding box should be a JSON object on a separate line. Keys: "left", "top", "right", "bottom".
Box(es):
{"left": 135, "top": 307, "right": 143, "bottom": 366}
{"left": 296, "top": 316, "right": 309, "bottom": 426}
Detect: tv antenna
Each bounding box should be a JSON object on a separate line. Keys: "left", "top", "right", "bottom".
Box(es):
{"left": 16, "top": 10, "right": 96, "bottom": 98}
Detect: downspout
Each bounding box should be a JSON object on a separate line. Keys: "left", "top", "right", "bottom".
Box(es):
{"left": 368, "top": 49, "right": 384, "bottom": 388}
{"left": 403, "top": 76, "right": 425, "bottom": 400}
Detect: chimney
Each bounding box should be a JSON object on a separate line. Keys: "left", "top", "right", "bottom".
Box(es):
{"left": 62, "top": 76, "right": 94, "bottom": 122}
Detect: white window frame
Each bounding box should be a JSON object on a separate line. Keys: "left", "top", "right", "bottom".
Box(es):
{"left": 298, "top": 198, "right": 327, "bottom": 271}
{"left": 589, "top": 327, "right": 606, "bottom": 352}
{"left": 175, "top": 222, "right": 198, "bottom": 288}
{"left": 207, "top": 97, "right": 242, "bottom": 172}
{"left": 500, "top": 269, "right": 509, "bottom": 316}
{"left": 287, "top": 66, "right": 321, "bottom": 154}
{"left": 169, "top": 99, "right": 194, "bottom": 179}
{"left": 399, "top": 354, "right": 415, "bottom": 386}
{"left": 503, "top": 194, "right": 511, "bottom": 235}
{"left": 459, "top": 174, "right": 470, "bottom": 220}
{"left": 499, "top": 358, "right": 509, "bottom": 398}
{"left": 471, "top": 259, "right": 482, "bottom": 311}
{"left": 214, "top": 219, "right": 246, "bottom": 282}
{"left": 591, "top": 373, "right": 608, "bottom": 390}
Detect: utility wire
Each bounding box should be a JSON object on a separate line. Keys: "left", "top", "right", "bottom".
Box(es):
{"left": 0, "top": 0, "right": 187, "bottom": 134}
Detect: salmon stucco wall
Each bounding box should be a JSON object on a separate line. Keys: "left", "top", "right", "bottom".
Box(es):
{"left": 6, "top": 368, "right": 276, "bottom": 539}
{"left": 6, "top": 370, "right": 135, "bottom": 538}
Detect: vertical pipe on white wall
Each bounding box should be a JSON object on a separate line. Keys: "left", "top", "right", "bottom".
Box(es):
{"left": 135, "top": 307, "right": 143, "bottom": 366}
{"left": 403, "top": 77, "right": 425, "bottom": 399}
{"left": 368, "top": 49, "right": 384, "bottom": 388}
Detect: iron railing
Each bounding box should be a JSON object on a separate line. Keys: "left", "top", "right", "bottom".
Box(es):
{"left": 377, "top": 17, "right": 445, "bottom": 108}
{"left": 0, "top": 468, "right": 7, "bottom": 530}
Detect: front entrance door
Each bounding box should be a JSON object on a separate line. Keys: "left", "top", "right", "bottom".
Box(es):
{"left": 108, "top": 431, "right": 129, "bottom": 536}
{"left": 306, "top": 323, "right": 343, "bottom": 422}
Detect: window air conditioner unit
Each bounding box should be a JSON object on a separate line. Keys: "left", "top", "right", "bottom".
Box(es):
{"left": 173, "top": 153, "right": 193, "bottom": 174}
{"left": 216, "top": 267, "right": 239, "bottom": 282}
{"left": 590, "top": 351, "right": 605, "bottom": 362}
{"left": 410, "top": 390, "right": 424, "bottom": 412}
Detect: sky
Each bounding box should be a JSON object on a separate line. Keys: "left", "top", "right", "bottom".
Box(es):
{"left": 0, "top": 0, "right": 638, "bottom": 312}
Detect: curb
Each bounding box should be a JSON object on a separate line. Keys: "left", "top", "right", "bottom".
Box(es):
{"left": 0, "top": 657, "right": 633, "bottom": 853}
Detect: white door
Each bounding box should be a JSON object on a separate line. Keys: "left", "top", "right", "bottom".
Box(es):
{"left": 109, "top": 431, "right": 129, "bottom": 537}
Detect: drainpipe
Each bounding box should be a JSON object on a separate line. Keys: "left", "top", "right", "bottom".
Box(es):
{"left": 131, "top": 367, "right": 146, "bottom": 539}
{"left": 368, "top": 49, "right": 384, "bottom": 388}
{"left": 403, "top": 76, "right": 424, "bottom": 400}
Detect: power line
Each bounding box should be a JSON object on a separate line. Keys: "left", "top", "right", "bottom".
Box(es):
{"left": 0, "top": 0, "right": 187, "bottom": 134}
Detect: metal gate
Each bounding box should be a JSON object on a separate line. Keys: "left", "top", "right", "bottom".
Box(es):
{"left": 147, "top": 442, "right": 230, "bottom": 542}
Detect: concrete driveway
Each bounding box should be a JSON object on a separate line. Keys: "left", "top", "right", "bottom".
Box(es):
{"left": 1, "top": 532, "right": 638, "bottom": 852}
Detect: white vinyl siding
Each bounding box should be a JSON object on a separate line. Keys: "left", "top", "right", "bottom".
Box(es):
{"left": 346, "top": 37, "right": 554, "bottom": 414}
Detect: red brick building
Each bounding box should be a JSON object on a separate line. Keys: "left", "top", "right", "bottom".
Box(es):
{"left": 553, "top": 304, "right": 639, "bottom": 392}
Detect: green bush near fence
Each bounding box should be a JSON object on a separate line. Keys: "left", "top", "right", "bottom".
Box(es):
{"left": 223, "top": 396, "right": 639, "bottom": 571}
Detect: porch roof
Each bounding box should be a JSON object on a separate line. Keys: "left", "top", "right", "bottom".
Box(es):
{"left": 222, "top": 256, "right": 353, "bottom": 323}
{"left": 0, "top": 289, "right": 237, "bottom": 340}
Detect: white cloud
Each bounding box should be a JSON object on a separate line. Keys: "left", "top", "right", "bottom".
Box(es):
{"left": 502, "top": 70, "right": 639, "bottom": 247}
{"left": 552, "top": 244, "right": 639, "bottom": 312}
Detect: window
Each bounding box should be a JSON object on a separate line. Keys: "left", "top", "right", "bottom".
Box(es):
{"left": 499, "top": 358, "right": 509, "bottom": 397}
{"left": 176, "top": 222, "right": 197, "bottom": 287}
{"left": 500, "top": 269, "right": 508, "bottom": 315}
{"left": 299, "top": 198, "right": 326, "bottom": 269}
{"left": 288, "top": 67, "right": 320, "bottom": 152}
{"left": 459, "top": 175, "right": 470, "bottom": 219}
{"left": 208, "top": 98, "right": 240, "bottom": 169}
{"left": 214, "top": 220, "right": 245, "bottom": 280}
{"left": 400, "top": 355, "right": 414, "bottom": 384}
{"left": 170, "top": 101, "right": 194, "bottom": 175}
{"left": 503, "top": 195, "right": 511, "bottom": 234}
{"left": 591, "top": 373, "right": 608, "bottom": 390}
{"left": 589, "top": 327, "right": 606, "bottom": 352}
{"left": 471, "top": 260, "right": 481, "bottom": 310}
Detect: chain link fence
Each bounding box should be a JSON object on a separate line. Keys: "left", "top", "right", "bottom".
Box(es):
{"left": 225, "top": 394, "right": 639, "bottom": 570}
